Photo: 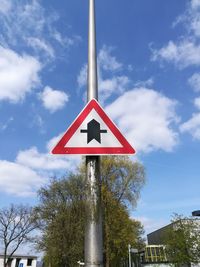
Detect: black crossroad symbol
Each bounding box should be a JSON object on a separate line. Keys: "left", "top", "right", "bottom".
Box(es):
{"left": 81, "top": 119, "right": 107, "bottom": 144}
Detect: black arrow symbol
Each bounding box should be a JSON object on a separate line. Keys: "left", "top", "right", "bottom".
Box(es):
{"left": 81, "top": 119, "right": 107, "bottom": 144}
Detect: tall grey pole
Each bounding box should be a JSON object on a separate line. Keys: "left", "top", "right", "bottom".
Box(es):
{"left": 84, "top": 0, "right": 103, "bottom": 266}
{"left": 87, "top": 0, "right": 98, "bottom": 101}
{"left": 128, "top": 244, "right": 131, "bottom": 267}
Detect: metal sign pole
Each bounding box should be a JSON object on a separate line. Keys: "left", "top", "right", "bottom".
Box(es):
{"left": 84, "top": 0, "right": 103, "bottom": 266}
{"left": 128, "top": 244, "right": 131, "bottom": 267}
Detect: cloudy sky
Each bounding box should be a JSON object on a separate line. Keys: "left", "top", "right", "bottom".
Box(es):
{"left": 0, "top": 0, "right": 200, "bottom": 239}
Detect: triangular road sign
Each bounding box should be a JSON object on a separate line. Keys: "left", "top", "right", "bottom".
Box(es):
{"left": 52, "top": 99, "right": 136, "bottom": 155}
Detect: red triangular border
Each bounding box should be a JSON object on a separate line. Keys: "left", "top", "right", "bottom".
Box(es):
{"left": 52, "top": 99, "right": 136, "bottom": 155}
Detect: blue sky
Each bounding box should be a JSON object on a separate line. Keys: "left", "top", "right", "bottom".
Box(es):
{"left": 0, "top": 0, "right": 200, "bottom": 241}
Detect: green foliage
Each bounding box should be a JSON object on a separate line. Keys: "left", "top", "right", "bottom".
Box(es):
{"left": 101, "top": 156, "right": 145, "bottom": 266}
{"left": 37, "top": 156, "right": 145, "bottom": 267}
{"left": 101, "top": 156, "right": 145, "bottom": 206}
{"left": 37, "top": 175, "right": 86, "bottom": 267}
{"left": 164, "top": 214, "right": 200, "bottom": 267}
{"left": 103, "top": 187, "right": 145, "bottom": 266}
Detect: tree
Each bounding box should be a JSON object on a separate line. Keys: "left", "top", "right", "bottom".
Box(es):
{"left": 102, "top": 186, "right": 144, "bottom": 267}
{"left": 101, "top": 156, "right": 145, "bottom": 207}
{"left": 100, "top": 156, "right": 145, "bottom": 266}
{"left": 37, "top": 174, "right": 86, "bottom": 267}
{"left": 164, "top": 214, "right": 200, "bottom": 267}
{"left": 37, "top": 156, "right": 145, "bottom": 267}
{"left": 0, "top": 204, "right": 37, "bottom": 267}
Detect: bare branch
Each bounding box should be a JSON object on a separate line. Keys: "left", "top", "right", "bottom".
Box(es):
{"left": 0, "top": 204, "right": 37, "bottom": 267}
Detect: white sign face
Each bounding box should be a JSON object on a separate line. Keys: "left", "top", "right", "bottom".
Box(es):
{"left": 66, "top": 109, "right": 122, "bottom": 148}
{"left": 52, "top": 99, "right": 136, "bottom": 155}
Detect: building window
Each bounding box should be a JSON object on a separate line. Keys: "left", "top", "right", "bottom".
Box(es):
{"left": 27, "top": 259, "right": 33, "bottom": 266}
{"left": 7, "top": 258, "right": 13, "bottom": 267}
{"left": 15, "top": 258, "right": 21, "bottom": 267}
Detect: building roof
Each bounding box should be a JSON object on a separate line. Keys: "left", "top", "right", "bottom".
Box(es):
{"left": 147, "top": 218, "right": 200, "bottom": 245}
{"left": 0, "top": 254, "right": 37, "bottom": 259}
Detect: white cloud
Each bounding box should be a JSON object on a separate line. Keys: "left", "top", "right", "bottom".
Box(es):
{"left": 152, "top": 0, "right": 200, "bottom": 144}
{"left": 16, "top": 147, "right": 78, "bottom": 171}
{"left": 77, "top": 46, "right": 123, "bottom": 89}
{"left": 46, "top": 133, "right": 81, "bottom": 169}
{"left": 0, "top": 46, "right": 41, "bottom": 103}
{"left": 188, "top": 73, "right": 200, "bottom": 92}
{"left": 47, "top": 133, "right": 81, "bottom": 166}
{"left": 190, "top": 17, "right": 200, "bottom": 38}
{"left": 0, "top": 132, "right": 81, "bottom": 197}
{"left": 81, "top": 49, "right": 180, "bottom": 151}
{"left": 135, "top": 216, "right": 167, "bottom": 234}
{"left": 50, "top": 30, "right": 81, "bottom": 48}
{"left": 77, "top": 46, "right": 128, "bottom": 101}
{"left": 191, "top": 0, "right": 200, "bottom": 10}
{"left": 188, "top": 0, "right": 200, "bottom": 37}
{"left": 0, "top": 0, "right": 12, "bottom": 14}
{"left": 0, "top": 160, "right": 45, "bottom": 197}
{"left": 173, "top": 0, "right": 200, "bottom": 37}
{"left": 16, "top": 131, "right": 81, "bottom": 174}
{"left": 46, "top": 132, "right": 65, "bottom": 152}
{"left": 0, "top": 0, "right": 45, "bottom": 45}
{"left": 27, "top": 37, "right": 55, "bottom": 58}
{"left": 127, "top": 64, "right": 134, "bottom": 72}
{"left": 18, "top": 0, "right": 45, "bottom": 33}
{"left": 98, "top": 45, "right": 122, "bottom": 72}
{"left": 106, "top": 88, "right": 179, "bottom": 153}
{"left": 194, "top": 97, "right": 200, "bottom": 109}
{"left": 180, "top": 113, "right": 200, "bottom": 139}
{"left": 134, "top": 78, "right": 154, "bottom": 88}
{"left": 0, "top": 0, "right": 77, "bottom": 60}
{"left": 0, "top": 117, "right": 14, "bottom": 131}
{"left": 39, "top": 86, "right": 69, "bottom": 113}
{"left": 32, "top": 114, "right": 45, "bottom": 133}
{"left": 152, "top": 0, "right": 200, "bottom": 68}
{"left": 152, "top": 40, "right": 200, "bottom": 69}
{"left": 99, "top": 75, "right": 130, "bottom": 101}
{"left": 51, "top": 30, "right": 67, "bottom": 46}
{"left": 77, "top": 64, "right": 87, "bottom": 88}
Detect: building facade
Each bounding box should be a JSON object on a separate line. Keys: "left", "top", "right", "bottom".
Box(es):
{"left": 0, "top": 255, "right": 37, "bottom": 267}
{"left": 146, "top": 219, "right": 200, "bottom": 267}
